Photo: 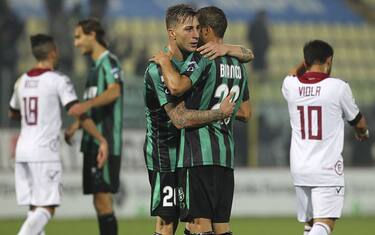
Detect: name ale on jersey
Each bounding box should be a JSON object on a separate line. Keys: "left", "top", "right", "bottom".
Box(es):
{"left": 299, "top": 86, "right": 321, "bottom": 97}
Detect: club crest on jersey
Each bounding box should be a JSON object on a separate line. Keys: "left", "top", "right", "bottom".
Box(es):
{"left": 187, "top": 61, "right": 198, "bottom": 72}
{"left": 335, "top": 160, "right": 343, "bottom": 175}
{"left": 177, "top": 187, "right": 185, "bottom": 209}
{"left": 49, "top": 138, "right": 58, "bottom": 152}
{"left": 83, "top": 86, "right": 98, "bottom": 99}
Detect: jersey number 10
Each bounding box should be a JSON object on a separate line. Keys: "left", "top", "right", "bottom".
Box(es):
{"left": 23, "top": 97, "right": 38, "bottom": 125}
{"left": 297, "top": 105, "right": 322, "bottom": 140}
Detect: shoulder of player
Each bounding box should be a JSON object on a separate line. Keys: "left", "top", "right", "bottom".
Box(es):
{"left": 101, "top": 52, "right": 121, "bottom": 70}
{"left": 326, "top": 76, "right": 348, "bottom": 84}
{"left": 282, "top": 74, "right": 297, "bottom": 84}
{"left": 145, "top": 62, "right": 162, "bottom": 81}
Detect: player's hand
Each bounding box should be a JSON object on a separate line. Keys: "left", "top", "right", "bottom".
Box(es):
{"left": 288, "top": 62, "right": 306, "bottom": 77}
{"left": 197, "top": 42, "right": 228, "bottom": 60}
{"left": 355, "top": 129, "right": 369, "bottom": 142}
{"left": 150, "top": 51, "right": 172, "bottom": 65}
{"left": 220, "top": 92, "right": 235, "bottom": 118}
{"left": 64, "top": 121, "right": 80, "bottom": 145}
{"left": 97, "top": 139, "right": 108, "bottom": 169}
{"left": 68, "top": 102, "right": 91, "bottom": 117}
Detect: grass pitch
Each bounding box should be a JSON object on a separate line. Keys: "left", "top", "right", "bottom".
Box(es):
{"left": 0, "top": 217, "right": 374, "bottom": 234}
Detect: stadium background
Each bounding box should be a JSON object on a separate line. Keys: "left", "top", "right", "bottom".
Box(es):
{"left": 0, "top": 0, "right": 374, "bottom": 234}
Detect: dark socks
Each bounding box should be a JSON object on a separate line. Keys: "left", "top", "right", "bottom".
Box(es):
{"left": 98, "top": 213, "right": 118, "bottom": 235}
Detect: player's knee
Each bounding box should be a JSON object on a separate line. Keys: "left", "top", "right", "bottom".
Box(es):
{"left": 156, "top": 216, "right": 176, "bottom": 234}
{"left": 93, "top": 193, "right": 113, "bottom": 214}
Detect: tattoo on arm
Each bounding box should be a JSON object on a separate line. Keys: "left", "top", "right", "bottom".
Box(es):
{"left": 240, "top": 47, "right": 253, "bottom": 61}
{"left": 167, "top": 102, "right": 224, "bottom": 129}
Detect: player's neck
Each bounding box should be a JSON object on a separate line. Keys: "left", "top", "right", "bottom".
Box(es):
{"left": 168, "top": 43, "right": 183, "bottom": 61}
{"left": 307, "top": 64, "right": 326, "bottom": 74}
{"left": 209, "top": 37, "right": 223, "bottom": 44}
{"left": 91, "top": 44, "right": 107, "bottom": 61}
{"left": 35, "top": 60, "right": 54, "bottom": 70}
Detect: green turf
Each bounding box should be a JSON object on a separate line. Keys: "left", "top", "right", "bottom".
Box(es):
{"left": 1, "top": 217, "right": 374, "bottom": 235}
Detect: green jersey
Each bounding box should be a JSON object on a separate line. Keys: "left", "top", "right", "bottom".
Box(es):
{"left": 143, "top": 54, "right": 192, "bottom": 172}
{"left": 177, "top": 52, "right": 250, "bottom": 169}
{"left": 81, "top": 51, "right": 124, "bottom": 156}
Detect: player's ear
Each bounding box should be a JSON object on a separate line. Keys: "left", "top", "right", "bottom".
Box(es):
{"left": 168, "top": 28, "right": 176, "bottom": 40}
{"left": 88, "top": 31, "right": 96, "bottom": 41}
{"left": 303, "top": 61, "right": 308, "bottom": 69}
{"left": 326, "top": 56, "right": 333, "bottom": 66}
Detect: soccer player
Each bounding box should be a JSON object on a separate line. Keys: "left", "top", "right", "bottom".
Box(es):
{"left": 151, "top": 6, "right": 251, "bottom": 235}
{"left": 66, "top": 18, "right": 123, "bottom": 235}
{"left": 8, "top": 34, "right": 108, "bottom": 235}
{"left": 282, "top": 40, "right": 369, "bottom": 235}
{"left": 144, "top": 5, "right": 241, "bottom": 235}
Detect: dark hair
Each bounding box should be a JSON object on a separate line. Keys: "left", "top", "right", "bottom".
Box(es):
{"left": 303, "top": 40, "right": 334, "bottom": 67}
{"left": 30, "top": 34, "right": 56, "bottom": 61}
{"left": 197, "top": 6, "right": 227, "bottom": 38}
{"left": 77, "top": 18, "right": 107, "bottom": 48}
{"left": 165, "top": 4, "right": 196, "bottom": 29}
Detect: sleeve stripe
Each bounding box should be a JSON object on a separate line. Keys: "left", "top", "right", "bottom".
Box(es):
{"left": 348, "top": 112, "right": 362, "bottom": 126}
{"left": 9, "top": 106, "right": 20, "bottom": 112}
{"left": 65, "top": 100, "right": 79, "bottom": 111}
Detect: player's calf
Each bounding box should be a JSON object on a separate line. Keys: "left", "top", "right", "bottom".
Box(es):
{"left": 18, "top": 207, "right": 53, "bottom": 235}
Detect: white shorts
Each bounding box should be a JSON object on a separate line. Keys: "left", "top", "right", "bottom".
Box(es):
{"left": 295, "top": 186, "right": 344, "bottom": 222}
{"left": 15, "top": 162, "right": 62, "bottom": 206}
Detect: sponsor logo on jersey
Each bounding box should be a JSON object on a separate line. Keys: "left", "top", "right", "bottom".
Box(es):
{"left": 83, "top": 86, "right": 98, "bottom": 99}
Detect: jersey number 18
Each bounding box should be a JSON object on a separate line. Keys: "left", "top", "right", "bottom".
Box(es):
{"left": 23, "top": 97, "right": 38, "bottom": 125}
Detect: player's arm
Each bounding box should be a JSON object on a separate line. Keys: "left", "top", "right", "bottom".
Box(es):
{"left": 68, "top": 83, "right": 121, "bottom": 116}
{"left": 236, "top": 71, "right": 251, "bottom": 122}
{"left": 79, "top": 115, "right": 108, "bottom": 168}
{"left": 236, "top": 100, "right": 251, "bottom": 122}
{"left": 340, "top": 82, "right": 369, "bottom": 141}
{"left": 8, "top": 80, "right": 21, "bottom": 121}
{"left": 150, "top": 51, "right": 192, "bottom": 97}
{"left": 197, "top": 42, "right": 254, "bottom": 63}
{"left": 349, "top": 112, "right": 369, "bottom": 141}
{"left": 164, "top": 93, "right": 235, "bottom": 129}
{"left": 288, "top": 62, "right": 306, "bottom": 77}
{"left": 8, "top": 108, "right": 21, "bottom": 121}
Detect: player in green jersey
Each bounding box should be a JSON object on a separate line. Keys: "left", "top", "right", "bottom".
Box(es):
{"left": 144, "top": 5, "right": 240, "bottom": 235}
{"left": 66, "top": 18, "right": 123, "bottom": 235}
{"left": 151, "top": 6, "right": 251, "bottom": 235}
{"left": 145, "top": 5, "right": 252, "bottom": 234}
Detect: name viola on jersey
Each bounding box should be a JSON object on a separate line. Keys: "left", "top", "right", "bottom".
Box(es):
{"left": 299, "top": 86, "right": 321, "bottom": 97}
{"left": 220, "top": 64, "right": 242, "bottom": 79}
